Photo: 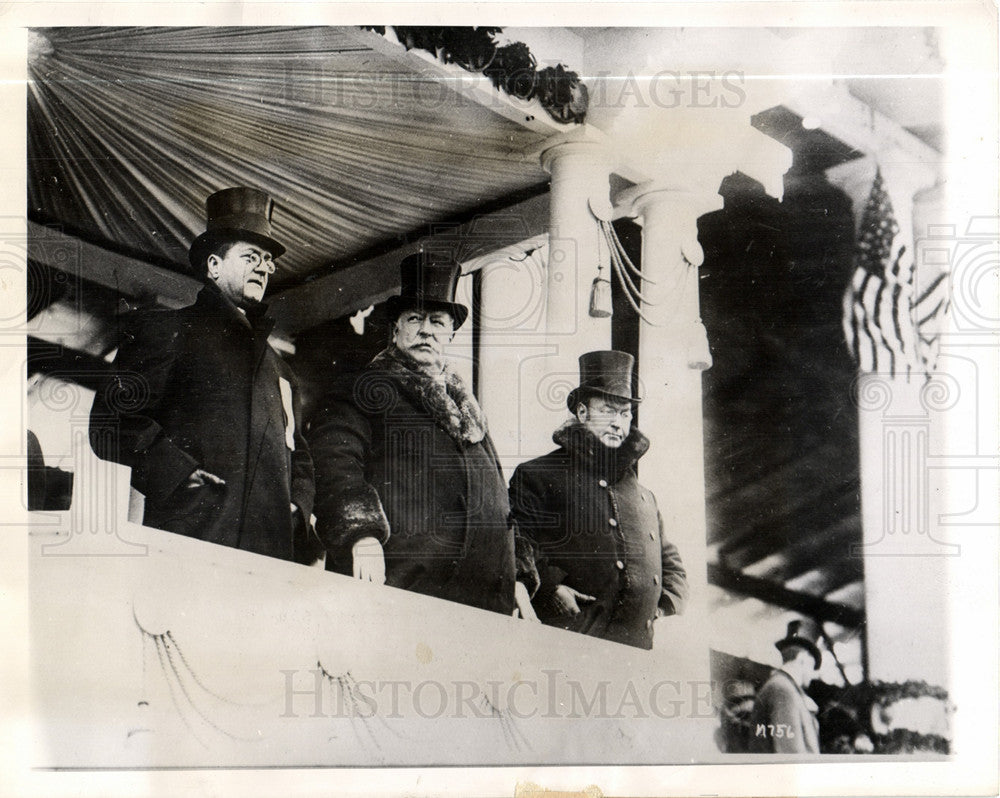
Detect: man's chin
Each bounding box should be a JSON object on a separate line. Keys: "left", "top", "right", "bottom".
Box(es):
{"left": 397, "top": 346, "right": 442, "bottom": 371}
{"left": 601, "top": 436, "right": 624, "bottom": 448}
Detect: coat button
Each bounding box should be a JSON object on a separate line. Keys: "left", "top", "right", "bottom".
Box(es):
{"left": 615, "top": 560, "right": 625, "bottom": 570}
{"left": 598, "top": 479, "right": 608, "bottom": 488}
{"left": 645, "top": 619, "right": 653, "bottom": 630}
{"left": 653, "top": 575, "right": 659, "bottom": 585}
{"left": 608, "top": 518, "right": 618, "bottom": 527}
{"left": 648, "top": 531, "right": 655, "bottom": 540}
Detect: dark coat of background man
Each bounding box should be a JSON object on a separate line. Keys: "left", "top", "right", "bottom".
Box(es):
{"left": 509, "top": 350, "right": 689, "bottom": 650}
{"left": 89, "top": 187, "right": 315, "bottom": 562}
{"left": 307, "top": 252, "right": 538, "bottom": 617}
{"left": 748, "top": 618, "right": 823, "bottom": 753}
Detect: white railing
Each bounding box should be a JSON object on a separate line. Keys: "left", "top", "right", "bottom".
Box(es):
{"left": 30, "top": 460, "right": 714, "bottom": 768}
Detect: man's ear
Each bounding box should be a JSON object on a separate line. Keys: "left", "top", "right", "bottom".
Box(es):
{"left": 205, "top": 254, "right": 220, "bottom": 281}
{"left": 575, "top": 402, "right": 588, "bottom": 423}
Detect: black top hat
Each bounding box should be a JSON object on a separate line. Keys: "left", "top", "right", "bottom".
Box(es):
{"left": 566, "top": 350, "right": 642, "bottom": 412}
{"left": 775, "top": 618, "right": 823, "bottom": 670}
{"left": 386, "top": 252, "right": 469, "bottom": 329}
{"left": 188, "top": 187, "right": 286, "bottom": 271}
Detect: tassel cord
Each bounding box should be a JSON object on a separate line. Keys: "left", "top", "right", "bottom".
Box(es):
{"left": 605, "top": 220, "right": 652, "bottom": 283}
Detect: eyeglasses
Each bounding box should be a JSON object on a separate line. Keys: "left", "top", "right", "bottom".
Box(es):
{"left": 240, "top": 249, "right": 275, "bottom": 273}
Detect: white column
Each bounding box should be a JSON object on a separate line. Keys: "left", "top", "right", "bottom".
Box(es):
{"left": 617, "top": 182, "right": 723, "bottom": 682}
{"left": 534, "top": 137, "right": 614, "bottom": 438}
{"left": 540, "top": 138, "right": 613, "bottom": 347}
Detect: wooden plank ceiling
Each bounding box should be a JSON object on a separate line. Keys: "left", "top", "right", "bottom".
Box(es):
{"left": 27, "top": 26, "right": 550, "bottom": 290}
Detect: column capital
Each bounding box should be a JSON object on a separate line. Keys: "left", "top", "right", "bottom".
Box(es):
{"left": 537, "top": 125, "right": 613, "bottom": 174}
{"left": 827, "top": 156, "right": 938, "bottom": 207}
{"left": 614, "top": 180, "right": 724, "bottom": 223}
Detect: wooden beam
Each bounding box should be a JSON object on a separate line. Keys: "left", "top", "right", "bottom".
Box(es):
{"left": 268, "top": 192, "right": 550, "bottom": 333}
{"left": 782, "top": 83, "right": 940, "bottom": 172}
{"left": 27, "top": 221, "right": 200, "bottom": 309}
{"left": 708, "top": 562, "right": 864, "bottom": 628}
{"left": 27, "top": 336, "right": 109, "bottom": 391}
{"left": 30, "top": 188, "right": 550, "bottom": 338}
{"left": 754, "top": 515, "right": 862, "bottom": 587}
{"left": 717, "top": 478, "right": 859, "bottom": 568}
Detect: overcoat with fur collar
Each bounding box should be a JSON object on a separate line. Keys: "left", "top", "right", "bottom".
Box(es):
{"left": 509, "top": 421, "right": 688, "bottom": 649}
{"left": 89, "top": 283, "right": 315, "bottom": 562}
{"left": 308, "top": 346, "right": 521, "bottom": 615}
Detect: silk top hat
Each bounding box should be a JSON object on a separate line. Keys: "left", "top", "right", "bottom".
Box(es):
{"left": 387, "top": 252, "right": 469, "bottom": 329}
{"left": 188, "top": 187, "right": 286, "bottom": 270}
{"left": 775, "top": 618, "right": 823, "bottom": 669}
{"left": 566, "top": 350, "right": 642, "bottom": 412}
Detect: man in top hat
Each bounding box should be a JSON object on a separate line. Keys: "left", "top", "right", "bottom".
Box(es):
{"left": 748, "top": 618, "right": 823, "bottom": 753}
{"left": 89, "top": 187, "right": 315, "bottom": 562}
{"left": 307, "top": 252, "right": 538, "bottom": 617}
{"left": 508, "top": 350, "right": 688, "bottom": 649}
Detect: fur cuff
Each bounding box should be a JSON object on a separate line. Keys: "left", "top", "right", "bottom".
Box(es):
{"left": 322, "top": 486, "right": 391, "bottom": 549}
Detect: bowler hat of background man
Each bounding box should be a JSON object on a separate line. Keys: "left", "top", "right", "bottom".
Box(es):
{"left": 386, "top": 252, "right": 469, "bottom": 329}
{"left": 566, "top": 350, "right": 643, "bottom": 412}
{"left": 775, "top": 618, "right": 823, "bottom": 670}
{"left": 188, "top": 187, "right": 286, "bottom": 272}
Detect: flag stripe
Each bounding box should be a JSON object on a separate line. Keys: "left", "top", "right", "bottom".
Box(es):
{"left": 841, "top": 168, "right": 949, "bottom": 377}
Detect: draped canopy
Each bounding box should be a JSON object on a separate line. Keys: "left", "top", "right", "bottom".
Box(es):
{"left": 28, "top": 26, "right": 551, "bottom": 288}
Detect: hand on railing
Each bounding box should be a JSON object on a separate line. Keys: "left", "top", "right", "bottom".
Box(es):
{"left": 352, "top": 536, "right": 386, "bottom": 584}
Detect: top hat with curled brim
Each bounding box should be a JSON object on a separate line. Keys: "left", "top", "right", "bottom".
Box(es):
{"left": 775, "top": 618, "right": 824, "bottom": 670}
{"left": 566, "top": 350, "right": 642, "bottom": 412}
{"left": 188, "top": 187, "right": 286, "bottom": 270}
{"left": 386, "top": 252, "right": 469, "bottom": 329}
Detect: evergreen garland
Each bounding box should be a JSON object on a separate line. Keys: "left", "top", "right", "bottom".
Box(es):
{"left": 362, "top": 26, "right": 587, "bottom": 124}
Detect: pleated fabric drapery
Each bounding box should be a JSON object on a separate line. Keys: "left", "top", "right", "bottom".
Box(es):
{"left": 28, "top": 26, "right": 549, "bottom": 288}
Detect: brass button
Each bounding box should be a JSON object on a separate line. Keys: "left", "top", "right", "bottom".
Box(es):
{"left": 653, "top": 575, "right": 659, "bottom": 585}
{"left": 608, "top": 518, "right": 618, "bottom": 527}
{"left": 615, "top": 560, "right": 625, "bottom": 570}
{"left": 598, "top": 479, "right": 609, "bottom": 488}
{"left": 645, "top": 619, "right": 653, "bottom": 629}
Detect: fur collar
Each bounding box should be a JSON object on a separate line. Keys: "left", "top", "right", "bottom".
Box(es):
{"left": 552, "top": 420, "right": 650, "bottom": 482}
{"left": 368, "top": 346, "right": 487, "bottom": 445}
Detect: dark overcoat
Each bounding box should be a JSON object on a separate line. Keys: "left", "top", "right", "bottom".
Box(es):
{"left": 307, "top": 347, "right": 519, "bottom": 615}
{"left": 509, "top": 422, "right": 688, "bottom": 649}
{"left": 89, "top": 283, "right": 315, "bottom": 562}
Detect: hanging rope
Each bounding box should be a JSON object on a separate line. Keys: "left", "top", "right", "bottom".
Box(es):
{"left": 605, "top": 219, "right": 651, "bottom": 284}
{"left": 598, "top": 219, "right": 659, "bottom": 325}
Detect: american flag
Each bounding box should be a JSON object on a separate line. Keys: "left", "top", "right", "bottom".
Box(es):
{"left": 842, "top": 169, "right": 950, "bottom": 378}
